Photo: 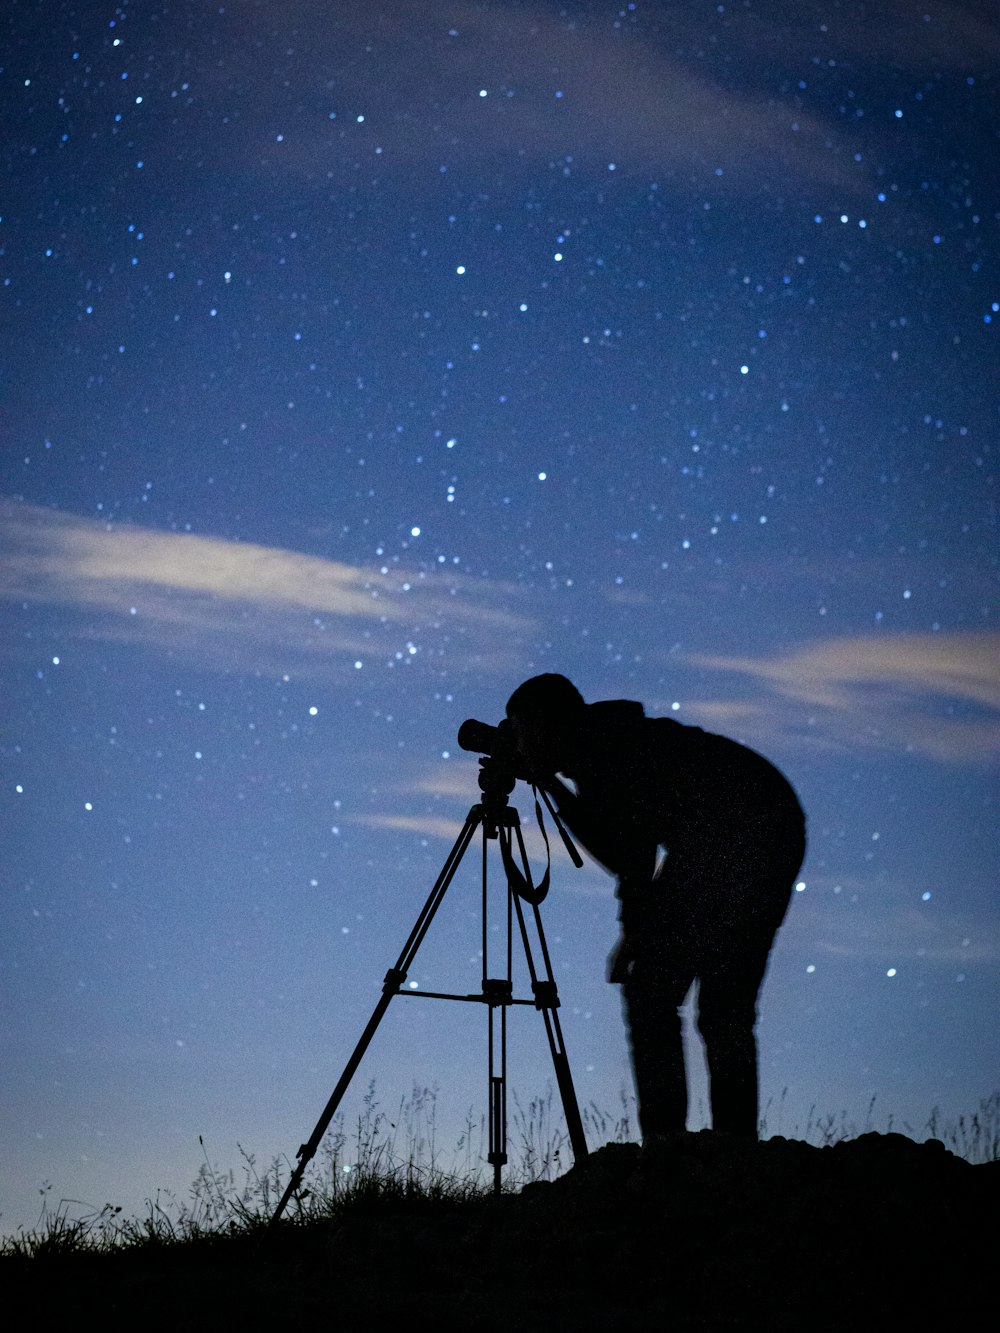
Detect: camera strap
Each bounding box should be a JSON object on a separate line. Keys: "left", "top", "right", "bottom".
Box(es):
{"left": 499, "top": 786, "right": 551, "bottom": 905}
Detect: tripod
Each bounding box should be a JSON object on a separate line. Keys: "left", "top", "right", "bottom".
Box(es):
{"left": 267, "top": 761, "right": 588, "bottom": 1229}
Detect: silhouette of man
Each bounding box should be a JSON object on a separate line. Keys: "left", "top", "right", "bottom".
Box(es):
{"left": 505, "top": 673, "right": 806, "bottom": 1140}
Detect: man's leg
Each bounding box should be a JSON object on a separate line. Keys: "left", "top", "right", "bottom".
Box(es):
{"left": 622, "top": 937, "right": 695, "bottom": 1138}
{"left": 695, "top": 930, "right": 777, "bottom": 1137}
{"left": 692, "top": 825, "right": 803, "bottom": 1137}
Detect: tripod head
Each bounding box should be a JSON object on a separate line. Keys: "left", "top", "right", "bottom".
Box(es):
{"left": 477, "top": 754, "right": 516, "bottom": 813}
{"left": 461, "top": 716, "right": 527, "bottom": 835}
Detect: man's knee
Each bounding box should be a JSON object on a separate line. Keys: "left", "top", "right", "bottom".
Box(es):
{"left": 695, "top": 987, "right": 758, "bottom": 1048}
{"left": 623, "top": 976, "right": 687, "bottom": 1036}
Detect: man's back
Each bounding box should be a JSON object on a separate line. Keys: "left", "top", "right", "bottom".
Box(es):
{"left": 563, "top": 700, "right": 804, "bottom": 864}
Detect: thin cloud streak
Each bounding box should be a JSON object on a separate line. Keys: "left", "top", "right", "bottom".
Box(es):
{"left": 230, "top": 0, "right": 910, "bottom": 200}
{"left": 683, "top": 633, "right": 1000, "bottom": 763}
{"left": 784, "top": 898, "right": 1000, "bottom": 969}
{"left": 777, "top": 870, "right": 1000, "bottom": 968}
{"left": 351, "top": 805, "right": 608, "bottom": 898}
{"left": 697, "top": 635, "right": 1000, "bottom": 712}
{"left": 0, "top": 500, "right": 534, "bottom": 679}
{"left": 352, "top": 813, "right": 471, "bottom": 844}
{"left": 236, "top": 0, "right": 1000, "bottom": 215}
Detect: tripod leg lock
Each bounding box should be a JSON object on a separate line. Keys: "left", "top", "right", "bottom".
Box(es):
{"left": 531, "top": 979, "right": 560, "bottom": 1010}
{"left": 482, "top": 978, "right": 513, "bottom": 1006}
{"left": 383, "top": 967, "right": 407, "bottom": 991}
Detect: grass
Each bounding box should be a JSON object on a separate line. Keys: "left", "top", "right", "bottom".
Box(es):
{"left": 3, "top": 1084, "right": 997, "bottom": 1261}
{"left": 759, "top": 1087, "right": 1000, "bottom": 1162}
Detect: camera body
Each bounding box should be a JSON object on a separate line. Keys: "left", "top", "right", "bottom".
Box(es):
{"left": 457, "top": 717, "right": 530, "bottom": 791}
{"left": 457, "top": 717, "right": 518, "bottom": 764}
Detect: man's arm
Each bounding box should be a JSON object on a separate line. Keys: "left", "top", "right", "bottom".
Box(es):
{"left": 537, "top": 774, "right": 653, "bottom": 881}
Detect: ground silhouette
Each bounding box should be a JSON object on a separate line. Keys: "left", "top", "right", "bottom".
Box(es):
{"left": 5, "top": 1131, "right": 994, "bottom": 1329}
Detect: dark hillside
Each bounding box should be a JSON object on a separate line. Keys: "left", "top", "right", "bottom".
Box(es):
{"left": 4, "top": 1132, "right": 994, "bottom": 1330}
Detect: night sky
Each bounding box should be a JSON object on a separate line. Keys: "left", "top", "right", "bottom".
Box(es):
{"left": 2, "top": 0, "right": 997, "bottom": 1235}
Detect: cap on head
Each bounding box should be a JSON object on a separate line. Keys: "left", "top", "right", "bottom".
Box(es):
{"left": 505, "top": 673, "right": 585, "bottom": 722}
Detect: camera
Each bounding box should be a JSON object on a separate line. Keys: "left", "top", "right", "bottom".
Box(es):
{"left": 457, "top": 717, "right": 531, "bottom": 792}
{"left": 457, "top": 717, "right": 518, "bottom": 763}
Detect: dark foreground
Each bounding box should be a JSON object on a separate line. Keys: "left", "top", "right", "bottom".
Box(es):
{"left": 6, "top": 1132, "right": 995, "bottom": 1330}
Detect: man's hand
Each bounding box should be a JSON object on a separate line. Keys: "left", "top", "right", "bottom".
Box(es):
{"left": 521, "top": 763, "right": 555, "bottom": 791}
{"left": 606, "top": 934, "right": 634, "bottom": 983}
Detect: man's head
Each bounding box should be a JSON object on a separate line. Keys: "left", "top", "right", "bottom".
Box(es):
{"left": 505, "top": 673, "right": 585, "bottom": 776}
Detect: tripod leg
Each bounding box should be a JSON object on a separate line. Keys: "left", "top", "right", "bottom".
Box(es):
{"left": 485, "top": 832, "right": 510, "bottom": 1196}
{"left": 267, "top": 983, "right": 398, "bottom": 1229}
{"left": 267, "top": 807, "right": 483, "bottom": 1230}
{"left": 540, "top": 998, "right": 589, "bottom": 1165}
{"left": 488, "top": 1072, "right": 505, "bottom": 1195}
{"left": 507, "top": 823, "right": 589, "bottom": 1167}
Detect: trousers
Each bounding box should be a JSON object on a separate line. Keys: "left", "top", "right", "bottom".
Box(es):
{"left": 619, "top": 832, "right": 804, "bottom": 1138}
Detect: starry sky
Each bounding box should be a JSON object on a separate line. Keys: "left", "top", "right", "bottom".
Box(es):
{"left": 2, "top": 0, "right": 997, "bottom": 1233}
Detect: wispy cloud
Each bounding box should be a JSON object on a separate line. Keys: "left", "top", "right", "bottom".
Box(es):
{"left": 351, "top": 813, "right": 472, "bottom": 844}
{"left": 351, "top": 761, "right": 611, "bottom": 897}
{"left": 226, "top": 0, "right": 996, "bottom": 202}
{"left": 0, "top": 500, "right": 534, "bottom": 679}
{"left": 681, "top": 633, "right": 1000, "bottom": 763}
{"left": 410, "top": 765, "right": 487, "bottom": 801}
{"left": 221, "top": 0, "right": 1000, "bottom": 222}
{"left": 782, "top": 873, "right": 999, "bottom": 968}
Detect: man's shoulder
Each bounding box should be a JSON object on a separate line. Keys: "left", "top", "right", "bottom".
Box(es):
{"left": 584, "top": 702, "right": 707, "bottom": 748}
{"left": 645, "top": 714, "right": 763, "bottom": 760}
{"left": 574, "top": 700, "right": 648, "bottom": 771}
{"left": 647, "top": 717, "right": 799, "bottom": 799}
{"left": 585, "top": 699, "right": 646, "bottom": 726}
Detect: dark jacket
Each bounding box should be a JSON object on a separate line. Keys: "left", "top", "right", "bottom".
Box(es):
{"left": 547, "top": 701, "right": 806, "bottom": 925}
